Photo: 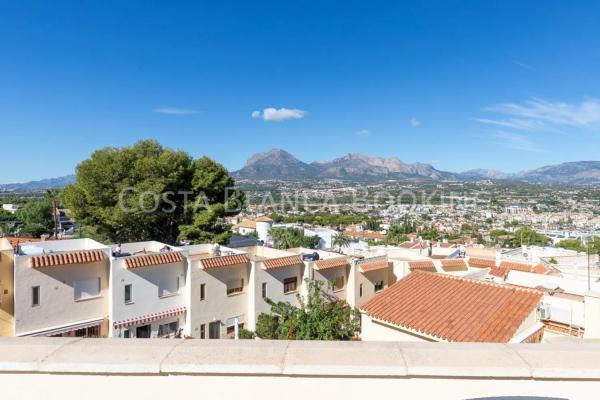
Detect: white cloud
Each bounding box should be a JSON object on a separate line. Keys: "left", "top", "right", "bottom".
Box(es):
{"left": 477, "top": 98, "right": 600, "bottom": 131}
{"left": 154, "top": 107, "right": 198, "bottom": 115}
{"left": 491, "top": 131, "right": 545, "bottom": 153}
{"left": 353, "top": 130, "right": 370, "bottom": 137}
{"left": 252, "top": 107, "right": 306, "bottom": 121}
{"left": 409, "top": 117, "right": 421, "bottom": 127}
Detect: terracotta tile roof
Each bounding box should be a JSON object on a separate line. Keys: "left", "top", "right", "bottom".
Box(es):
{"left": 408, "top": 260, "right": 437, "bottom": 273}
{"left": 499, "top": 261, "right": 553, "bottom": 275}
{"left": 262, "top": 255, "right": 303, "bottom": 270}
{"left": 358, "top": 256, "right": 390, "bottom": 273}
{"left": 5, "top": 237, "right": 43, "bottom": 248}
{"left": 468, "top": 257, "right": 496, "bottom": 268}
{"left": 314, "top": 256, "right": 350, "bottom": 270}
{"left": 199, "top": 253, "right": 249, "bottom": 269}
{"left": 489, "top": 263, "right": 510, "bottom": 278}
{"left": 30, "top": 249, "right": 106, "bottom": 268}
{"left": 124, "top": 251, "right": 183, "bottom": 269}
{"left": 361, "top": 271, "right": 543, "bottom": 343}
{"left": 440, "top": 258, "right": 468, "bottom": 272}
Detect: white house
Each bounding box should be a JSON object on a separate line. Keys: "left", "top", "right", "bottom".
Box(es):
{"left": 109, "top": 241, "right": 188, "bottom": 339}
{"left": 12, "top": 238, "right": 111, "bottom": 337}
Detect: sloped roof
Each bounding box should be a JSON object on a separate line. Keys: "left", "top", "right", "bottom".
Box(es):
{"left": 468, "top": 257, "right": 496, "bottom": 268}
{"left": 314, "top": 256, "right": 350, "bottom": 270}
{"left": 124, "top": 251, "right": 183, "bottom": 269}
{"left": 234, "top": 219, "right": 256, "bottom": 229}
{"left": 501, "top": 261, "right": 552, "bottom": 275}
{"left": 199, "top": 254, "right": 250, "bottom": 269}
{"left": 440, "top": 258, "right": 468, "bottom": 272}
{"left": 262, "top": 255, "right": 303, "bottom": 270}
{"left": 30, "top": 249, "right": 106, "bottom": 268}
{"left": 361, "top": 271, "right": 543, "bottom": 342}
{"left": 358, "top": 256, "right": 390, "bottom": 273}
{"left": 408, "top": 260, "right": 437, "bottom": 273}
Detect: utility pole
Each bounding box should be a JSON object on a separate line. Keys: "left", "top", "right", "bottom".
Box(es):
{"left": 52, "top": 200, "right": 58, "bottom": 239}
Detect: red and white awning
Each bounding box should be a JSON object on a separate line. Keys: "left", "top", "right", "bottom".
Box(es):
{"left": 113, "top": 306, "right": 186, "bottom": 329}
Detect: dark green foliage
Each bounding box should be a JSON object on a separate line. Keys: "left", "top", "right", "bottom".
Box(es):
{"left": 256, "top": 279, "right": 361, "bottom": 340}
{"left": 61, "top": 140, "right": 244, "bottom": 244}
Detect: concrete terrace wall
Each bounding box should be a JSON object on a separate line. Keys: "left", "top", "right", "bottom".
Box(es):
{"left": 1, "top": 338, "right": 599, "bottom": 399}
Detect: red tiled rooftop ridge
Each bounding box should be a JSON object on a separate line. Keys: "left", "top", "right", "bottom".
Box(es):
{"left": 358, "top": 256, "right": 390, "bottom": 273}
{"left": 262, "top": 255, "right": 303, "bottom": 270}
{"left": 314, "top": 256, "right": 350, "bottom": 270}
{"left": 468, "top": 257, "right": 496, "bottom": 268}
{"left": 408, "top": 260, "right": 436, "bottom": 273}
{"left": 440, "top": 258, "right": 468, "bottom": 272}
{"left": 360, "top": 271, "right": 543, "bottom": 343}
{"left": 124, "top": 251, "right": 183, "bottom": 269}
{"left": 30, "top": 249, "right": 106, "bottom": 268}
{"left": 200, "top": 253, "right": 249, "bottom": 269}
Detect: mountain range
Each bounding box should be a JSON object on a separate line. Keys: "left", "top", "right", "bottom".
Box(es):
{"left": 2, "top": 151, "right": 600, "bottom": 190}
{"left": 233, "top": 149, "right": 600, "bottom": 185}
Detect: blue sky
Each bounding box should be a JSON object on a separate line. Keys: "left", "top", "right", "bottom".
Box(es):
{"left": 2, "top": 1, "right": 600, "bottom": 182}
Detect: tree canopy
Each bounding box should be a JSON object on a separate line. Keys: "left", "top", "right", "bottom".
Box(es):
{"left": 255, "top": 279, "right": 360, "bottom": 340}
{"left": 61, "top": 140, "right": 244, "bottom": 244}
{"left": 270, "top": 227, "right": 320, "bottom": 249}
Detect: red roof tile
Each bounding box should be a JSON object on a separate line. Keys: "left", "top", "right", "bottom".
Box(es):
{"left": 314, "top": 256, "right": 350, "bottom": 270}
{"left": 468, "top": 257, "right": 496, "bottom": 268}
{"left": 30, "top": 249, "right": 106, "bottom": 268}
{"left": 124, "top": 251, "right": 183, "bottom": 269}
{"left": 489, "top": 263, "right": 510, "bottom": 278}
{"left": 358, "top": 256, "right": 390, "bottom": 273}
{"left": 361, "top": 271, "right": 543, "bottom": 342}
{"left": 499, "top": 261, "right": 553, "bottom": 275}
{"left": 408, "top": 260, "right": 437, "bottom": 273}
{"left": 199, "top": 254, "right": 249, "bottom": 269}
{"left": 262, "top": 255, "right": 303, "bottom": 270}
{"left": 440, "top": 258, "right": 468, "bottom": 272}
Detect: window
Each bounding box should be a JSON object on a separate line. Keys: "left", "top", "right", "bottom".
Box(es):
{"left": 124, "top": 284, "right": 133, "bottom": 304}
{"left": 159, "top": 277, "right": 179, "bottom": 297}
{"left": 374, "top": 280, "right": 384, "bottom": 293}
{"left": 74, "top": 277, "right": 101, "bottom": 301}
{"left": 200, "top": 283, "right": 206, "bottom": 301}
{"left": 262, "top": 282, "right": 267, "bottom": 299}
{"left": 226, "top": 278, "right": 244, "bottom": 295}
{"left": 333, "top": 276, "right": 344, "bottom": 291}
{"left": 200, "top": 324, "right": 206, "bottom": 339}
{"left": 158, "top": 321, "right": 179, "bottom": 337}
{"left": 123, "top": 329, "right": 130, "bottom": 338}
{"left": 359, "top": 283, "right": 363, "bottom": 297}
{"left": 283, "top": 277, "right": 297, "bottom": 294}
{"left": 32, "top": 286, "right": 40, "bottom": 307}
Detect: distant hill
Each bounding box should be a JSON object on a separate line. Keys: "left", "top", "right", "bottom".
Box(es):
{"left": 0, "top": 175, "right": 75, "bottom": 192}
{"left": 234, "top": 149, "right": 453, "bottom": 181}
{"left": 235, "top": 149, "right": 600, "bottom": 185}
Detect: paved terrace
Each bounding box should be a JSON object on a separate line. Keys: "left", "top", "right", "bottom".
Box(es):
{"left": 1, "top": 338, "right": 599, "bottom": 399}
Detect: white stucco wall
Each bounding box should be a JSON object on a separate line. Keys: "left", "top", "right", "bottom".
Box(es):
{"left": 360, "top": 314, "right": 432, "bottom": 342}
{"left": 14, "top": 251, "right": 111, "bottom": 336}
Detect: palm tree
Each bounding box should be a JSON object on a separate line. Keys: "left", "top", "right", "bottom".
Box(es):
{"left": 332, "top": 233, "right": 351, "bottom": 253}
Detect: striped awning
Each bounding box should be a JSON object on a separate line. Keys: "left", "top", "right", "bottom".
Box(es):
{"left": 124, "top": 251, "right": 183, "bottom": 269}
{"left": 30, "top": 250, "right": 106, "bottom": 268}
{"left": 358, "top": 256, "right": 389, "bottom": 273}
{"left": 113, "top": 306, "right": 186, "bottom": 329}
{"left": 262, "top": 255, "right": 303, "bottom": 270}
{"left": 200, "top": 254, "right": 249, "bottom": 269}
{"left": 314, "top": 256, "right": 349, "bottom": 270}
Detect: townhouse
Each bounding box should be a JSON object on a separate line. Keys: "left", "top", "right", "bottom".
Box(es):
{"left": 110, "top": 241, "right": 188, "bottom": 339}
{"left": 182, "top": 243, "right": 251, "bottom": 339}
{"left": 12, "top": 238, "right": 111, "bottom": 337}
